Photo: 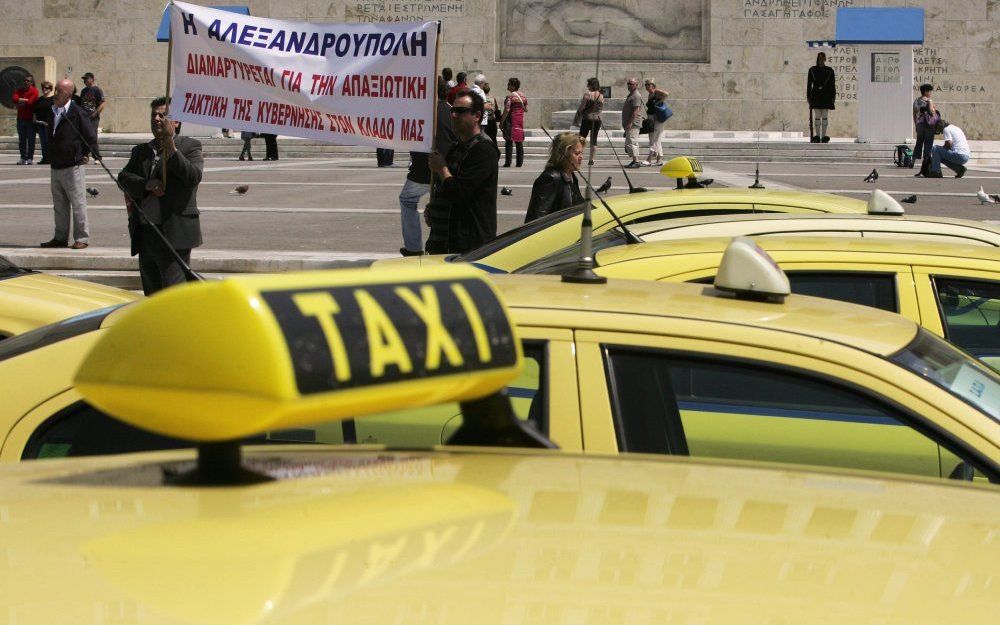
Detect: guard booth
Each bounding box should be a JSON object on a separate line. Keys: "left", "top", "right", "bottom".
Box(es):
{"left": 808, "top": 7, "right": 925, "bottom": 143}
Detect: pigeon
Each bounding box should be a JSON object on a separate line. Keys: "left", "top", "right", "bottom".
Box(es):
{"left": 595, "top": 176, "right": 612, "bottom": 194}
{"left": 230, "top": 185, "right": 250, "bottom": 195}
{"left": 863, "top": 168, "right": 879, "bottom": 183}
{"left": 85, "top": 187, "right": 99, "bottom": 197}
{"left": 976, "top": 186, "right": 995, "bottom": 204}
{"left": 992, "top": 194, "right": 1000, "bottom": 204}
{"left": 500, "top": 187, "right": 513, "bottom": 196}
{"left": 900, "top": 194, "right": 917, "bottom": 204}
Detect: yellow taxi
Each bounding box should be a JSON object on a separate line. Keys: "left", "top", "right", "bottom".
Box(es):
{"left": 1, "top": 263, "right": 998, "bottom": 624}
{"left": 2, "top": 254, "right": 998, "bottom": 486}
{"left": 519, "top": 235, "right": 1000, "bottom": 369}
{"left": 376, "top": 187, "right": 868, "bottom": 273}
{"left": 0, "top": 255, "right": 137, "bottom": 339}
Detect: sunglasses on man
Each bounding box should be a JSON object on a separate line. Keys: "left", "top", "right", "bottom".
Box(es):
{"left": 450, "top": 106, "right": 475, "bottom": 116}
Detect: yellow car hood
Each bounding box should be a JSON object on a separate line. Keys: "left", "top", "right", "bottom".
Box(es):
{"left": 0, "top": 272, "right": 138, "bottom": 337}
{"left": 2, "top": 448, "right": 997, "bottom": 625}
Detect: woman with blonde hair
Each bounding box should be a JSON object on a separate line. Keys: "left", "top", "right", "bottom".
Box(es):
{"left": 525, "top": 132, "right": 585, "bottom": 223}
{"left": 642, "top": 78, "right": 670, "bottom": 166}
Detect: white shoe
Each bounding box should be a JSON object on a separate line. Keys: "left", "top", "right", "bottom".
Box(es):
{"left": 641, "top": 160, "right": 652, "bottom": 167}
{"left": 16, "top": 159, "right": 25, "bottom": 165}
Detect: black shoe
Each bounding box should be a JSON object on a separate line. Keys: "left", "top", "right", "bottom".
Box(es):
{"left": 821, "top": 136, "right": 830, "bottom": 143}
{"left": 502, "top": 163, "right": 511, "bottom": 167}
{"left": 955, "top": 165, "right": 967, "bottom": 178}
{"left": 924, "top": 171, "right": 943, "bottom": 178}
{"left": 914, "top": 171, "right": 923, "bottom": 177}
{"left": 625, "top": 161, "right": 641, "bottom": 169}
{"left": 40, "top": 238, "right": 68, "bottom": 248}
{"left": 37, "top": 159, "right": 50, "bottom": 165}
{"left": 399, "top": 247, "right": 423, "bottom": 257}
{"left": 810, "top": 136, "right": 820, "bottom": 143}
{"left": 238, "top": 156, "right": 245, "bottom": 161}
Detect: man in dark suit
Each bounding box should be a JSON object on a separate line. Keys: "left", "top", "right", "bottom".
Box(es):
{"left": 41, "top": 79, "right": 98, "bottom": 249}
{"left": 118, "top": 96, "right": 203, "bottom": 295}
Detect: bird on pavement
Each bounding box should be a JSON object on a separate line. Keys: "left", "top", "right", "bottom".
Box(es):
{"left": 900, "top": 195, "right": 917, "bottom": 204}
{"left": 85, "top": 187, "right": 99, "bottom": 197}
{"left": 863, "top": 168, "right": 879, "bottom": 183}
{"left": 976, "top": 186, "right": 995, "bottom": 204}
{"left": 230, "top": 185, "right": 250, "bottom": 195}
{"left": 500, "top": 187, "right": 513, "bottom": 196}
{"left": 992, "top": 194, "right": 1000, "bottom": 204}
{"left": 596, "top": 176, "right": 612, "bottom": 194}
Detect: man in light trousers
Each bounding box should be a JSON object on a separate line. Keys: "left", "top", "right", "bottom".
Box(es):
{"left": 622, "top": 77, "right": 645, "bottom": 168}
{"left": 41, "top": 79, "right": 97, "bottom": 249}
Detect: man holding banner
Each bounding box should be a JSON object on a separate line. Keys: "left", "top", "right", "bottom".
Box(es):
{"left": 425, "top": 90, "right": 498, "bottom": 254}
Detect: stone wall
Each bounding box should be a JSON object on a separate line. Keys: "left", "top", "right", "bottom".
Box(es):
{"left": 0, "top": 0, "right": 994, "bottom": 137}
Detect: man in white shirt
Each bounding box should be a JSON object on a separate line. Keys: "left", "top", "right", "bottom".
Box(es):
{"left": 469, "top": 75, "right": 490, "bottom": 129}
{"left": 927, "top": 119, "right": 971, "bottom": 178}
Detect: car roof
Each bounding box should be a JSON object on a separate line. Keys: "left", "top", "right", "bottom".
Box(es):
{"left": 1, "top": 446, "right": 997, "bottom": 624}
{"left": 490, "top": 274, "right": 918, "bottom": 357}
{"left": 603, "top": 187, "right": 868, "bottom": 214}
{"left": 596, "top": 235, "right": 1000, "bottom": 266}
{"left": 627, "top": 212, "right": 1000, "bottom": 244}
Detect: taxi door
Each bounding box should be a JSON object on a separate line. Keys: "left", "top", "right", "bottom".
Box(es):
{"left": 573, "top": 329, "right": 950, "bottom": 479}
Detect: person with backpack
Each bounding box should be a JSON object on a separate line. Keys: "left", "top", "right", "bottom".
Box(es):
{"left": 641, "top": 79, "right": 670, "bottom": 167}
{"left": 912, "top": 84, "right": 938, "bottom": 175}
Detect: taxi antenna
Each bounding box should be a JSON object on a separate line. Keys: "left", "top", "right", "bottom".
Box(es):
{"left": 749, "top": 127, "right": 765, "bottom": 189}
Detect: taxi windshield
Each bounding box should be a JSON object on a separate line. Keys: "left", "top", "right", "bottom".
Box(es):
{"left": 891, "top": 329, "right": 1000, "bottom": 422}
{"left": 457, "top": 201, "right": 590, "bottom": 262}
{"left": 0, "top": 305, "right": 122, "bottom": 362}
{"left": 0, "top": 256, "right": 32, "bottom": 280}
{"left": 516, "top": 229, "right": 630, "bottom": 274}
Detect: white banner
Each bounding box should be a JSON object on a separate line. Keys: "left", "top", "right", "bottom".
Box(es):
{"left": 167, "top": 2, "right": 437, "bottom": 151}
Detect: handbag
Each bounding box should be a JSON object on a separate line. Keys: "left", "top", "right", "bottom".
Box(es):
{"left": 918, "top": 110, "right": 940, "bottom": 127}
{"left": 653, "top": 100, "right": 673, "bottom": 123}
{"left": 639, "top": 118, "right": 654, "bottom": 135}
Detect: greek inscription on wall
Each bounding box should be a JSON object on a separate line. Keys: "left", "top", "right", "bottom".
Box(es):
{"left": 346, "top": 1, "right": 465, "bottom": 23}
{"left": 498, "top": 0, "right": 708, "bottom": 62}
{"left": 743, "top": 0, "right": 856, "bottom": 19}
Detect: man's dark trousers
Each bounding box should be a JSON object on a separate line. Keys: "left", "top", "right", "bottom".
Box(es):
{"left": 137, "top": 224, "right": 191, "bottom": 295}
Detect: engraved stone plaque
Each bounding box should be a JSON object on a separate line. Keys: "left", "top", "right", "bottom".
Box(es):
{"left": 498, "top": 0, "right": 708, "bottom": 62}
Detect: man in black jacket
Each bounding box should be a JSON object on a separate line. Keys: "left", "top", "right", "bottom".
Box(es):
{"left": 41, "top": 79, "right": 98, "bottom": 249}
{"left": 426, "top": 90, "right": 498, "bottom": 254}
{"left": 118, "top": 97, "right": 203, "bottom": 295}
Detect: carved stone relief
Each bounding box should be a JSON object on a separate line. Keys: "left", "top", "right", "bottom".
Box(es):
{"left": 498, "top": 0, "right": 708, "bottom": 61}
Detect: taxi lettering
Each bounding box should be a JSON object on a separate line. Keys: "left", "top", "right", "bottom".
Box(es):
{"left": 261, "top": 278, "right": 516, "bottom": 394}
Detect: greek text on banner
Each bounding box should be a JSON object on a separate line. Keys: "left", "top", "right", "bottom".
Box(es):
{"left": 168, "top": 1, "right": 437, "bottom": 151}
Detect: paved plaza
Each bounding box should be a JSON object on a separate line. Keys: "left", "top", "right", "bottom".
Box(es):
{"left": 2, "top": 140, "right": 999, "bottom": 270}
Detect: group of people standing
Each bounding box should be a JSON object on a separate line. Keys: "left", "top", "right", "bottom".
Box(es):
{"left": 13, "top": 71, "right": 104, "bottom": 166}
{"left": 566, "top": 75, "right": 673, "bottom": 169}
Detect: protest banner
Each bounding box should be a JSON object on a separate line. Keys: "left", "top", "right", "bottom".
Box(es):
{"left": 167, "top": 1, "right": 438, "bottom": 151}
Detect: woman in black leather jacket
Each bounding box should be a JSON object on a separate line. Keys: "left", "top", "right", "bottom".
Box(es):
{"left": 525, "top": 132, "right": 585, "bottom": 223}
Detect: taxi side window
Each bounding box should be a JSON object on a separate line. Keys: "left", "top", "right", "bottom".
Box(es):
{"left": 22, "top": 345, "right": 548, "bottom": 458}
{"left": 23, "top": 402, "right": 188, "bottom": 459}
{"left": 691, "top": 272, "right": 897, "bottom": 312}
{"left": 348, "top": 341, "right": 548, "bottom": 447}
{"left": 605, "top": 347, "right": 973, "bottom": 480}
{"left": 933, "top": 277, "right": 1000, "bottom": 369}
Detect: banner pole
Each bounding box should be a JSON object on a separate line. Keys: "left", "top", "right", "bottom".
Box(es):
{"left": 429, "top": 21, "right": 442, "bottom": 201}
{"left": 162, "top": 1, "right": 175, "bottom": 187}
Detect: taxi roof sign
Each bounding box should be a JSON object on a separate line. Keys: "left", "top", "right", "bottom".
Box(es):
{"left": 74, "top": 266, "right": 522, "bottom": 443}
{"left": 659, "top": 156, "right": 703, "bottom": 180}
{"left": 713, "top": 236, "right": 791, "bottom": 301}
{"left": 867, "top": 189, "right": 905, "bottom": 215}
